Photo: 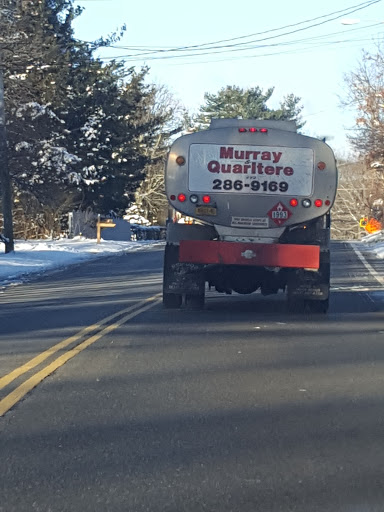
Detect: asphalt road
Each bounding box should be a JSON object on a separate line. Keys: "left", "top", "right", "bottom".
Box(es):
{"left": 0, "top": 241, "right": 383, "bottom": 512}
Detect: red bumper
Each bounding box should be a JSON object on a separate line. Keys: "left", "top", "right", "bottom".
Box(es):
{"left": 179, "top": 240, "right": 320, "bottom": 269}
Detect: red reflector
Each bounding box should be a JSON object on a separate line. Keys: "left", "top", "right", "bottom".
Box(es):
{"left": 238, "top": 128, "right": 247, "bottom": 132}
{"left": 290, "top": 198, "right": 298, "bottom": 207}
{"left": 325, "top": 200, "right": 331, "bottom": 206}
{"left": 202, "top": 195, "right": 211, "bottom": 204}
{"left": 170, "top": 194, "right": 176, "bottom": 201}
{"left": 317, "top": 161, "right": 326, "bottom": 170}
{"left": 249, "top": 127, "right": 257, "bottom": 133}
{"left": 314, "top": 199, "right": 323, "bottom": 207}
{"left": 260, "top": 128, "right": 268, "bottom": 133}
{"left": 178, "top": 193, "right": 187, "bottom": 202}
{"left": 176, "top": 155, "right": 186, "bottom": 166}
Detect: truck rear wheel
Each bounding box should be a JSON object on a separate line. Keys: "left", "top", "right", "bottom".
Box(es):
{"left": 306, "top": 298, "right": 329, "bottom": 313}
{"left": 163, "top": 244, "right": 182, "bottom": 309}
{"left": 163, "top": 292, "right": 182, "bottom": 309}
{"left": 286, "top": 297, "right": 305, "bottom": 314}
{"left": 286, "top": 252, "right": 330, "bottom": 314}
{"left": 307, "top": 254, "right": 330, "bottom": 313}
{"left": 185, "top": 293, "right": 205, "bottom": 310}
{"left": 287, "top": 297, "right": 329, "bottom": 314}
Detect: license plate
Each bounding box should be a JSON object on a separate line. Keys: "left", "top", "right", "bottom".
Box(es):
{"left": 195, "top": 206, "right": 217, "bottom": 216}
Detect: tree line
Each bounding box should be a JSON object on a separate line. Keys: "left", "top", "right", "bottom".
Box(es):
{"left": 0, "top": 0, "right": 185, "bottom": 237}
{"left": 0, "top": 1, "right": 382, "bottom": 240}
{"left": 335, "top": 45, "right": 384, "bottom": 238}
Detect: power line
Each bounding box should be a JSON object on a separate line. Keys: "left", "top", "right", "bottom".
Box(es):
{"left": 100, "top": 24, "right": 383, "bottom": 65}
{"left": 96, "top": 0, "right": 382, "bottom": 61}
{"left": 109, "top": 23, "right": 378, "bottom": 56}
{"left": 182, "top": 35, "right": 382, "bottom": 67}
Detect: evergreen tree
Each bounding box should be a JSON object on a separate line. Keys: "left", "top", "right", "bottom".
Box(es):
{"left": 194, "top": 85, "right": 304, "bottom": 129}
{"left": 1, "top": 0, "right": 173, "bottom": 235}
{"left": 63, "top": 63, "right": 169, "bottom": 213}
{"left": 1, "top": 0, "right": 80, "bottom": 235}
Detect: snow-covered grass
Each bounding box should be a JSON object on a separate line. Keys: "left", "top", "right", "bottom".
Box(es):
{"left": 359, "top": 230, "right": 384, "bottom": 259}
{"left": 0, "top": 237, "right": 164, "bottom": 288}
{"left": 0, "top": 233, "right": 382, "bottom": 291}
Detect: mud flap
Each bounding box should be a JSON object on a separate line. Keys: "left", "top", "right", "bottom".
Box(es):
{"left": 287, "top": 251, "right": 330, "bottom": 301}
{"left": 163, "top": 244, "right": 205, "bottom": 296}
{"left": 287, "top": 274, "right": 329, "bottom": 300}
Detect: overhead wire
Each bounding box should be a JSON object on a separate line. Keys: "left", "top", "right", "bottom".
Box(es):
{"left": 124, "top": 21, "right": 382, "bottom": 62}
{"left": 100, "top": 22, "right": 383, "bottom": 64}
{"left": 166, "top": 35, "right": 384, "bottom": 67}
{"left": 93, "top": 0, "right": 382, "bottom": 61}
{"left": 114, "top": 0, "right": 381, "bottom": 52}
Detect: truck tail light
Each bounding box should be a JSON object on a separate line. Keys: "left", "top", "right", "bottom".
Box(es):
{"left": 178, "top": 193, "right": 187, "bottom": 202}
{"left": 238, "top": 127, "right": 268, "bottom": 133}
{"left": 302, "top": 199, "right": 311, "bottom": 208}
{"left": 314, "top": 199, "right": 323, "bottom": 207}
{"left": 202, "top": 195, "right": 211, "bottom": 204}
{"left": 290, "top": 198, "right": 298, "bottom": 207}
{"left": 317, "top": 161, "right": 326, "bottom": 170}
{"left": 189, "top": 194, "right": 198, "bottom": 204}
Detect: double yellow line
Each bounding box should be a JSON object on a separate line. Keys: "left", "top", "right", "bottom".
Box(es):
{"left": 0, "top": 294, "right": 161, "bottom": 417}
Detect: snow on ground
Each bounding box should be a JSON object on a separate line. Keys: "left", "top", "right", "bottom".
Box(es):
{"left": 358, "top": 231, "right": 384, "bottom": 260}
{"left": 0, "top": 232, "right": 382, "bottom": 291}
{"left": 0, "top": 237, "right": 164, "bottom": 288}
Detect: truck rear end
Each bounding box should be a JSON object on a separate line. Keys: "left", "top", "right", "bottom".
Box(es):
{"left": 163, "top": 119, "right": 338, "bottom": 312}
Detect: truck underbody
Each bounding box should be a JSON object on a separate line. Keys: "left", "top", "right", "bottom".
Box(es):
{"left": 163, "top": 215, "right": 331, "bottom": 313}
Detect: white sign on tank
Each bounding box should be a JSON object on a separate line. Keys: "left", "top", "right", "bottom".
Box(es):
{"left": 188, "top": 144, "right": 314, "bottom": 196}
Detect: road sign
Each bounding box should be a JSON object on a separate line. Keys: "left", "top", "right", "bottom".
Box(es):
{"left": 359, "top": 217, "right": 368, "bottom": 227}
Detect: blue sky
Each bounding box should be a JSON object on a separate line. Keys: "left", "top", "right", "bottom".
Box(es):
{"left": 73, "top": 0, "right": 384, "bottom": 157}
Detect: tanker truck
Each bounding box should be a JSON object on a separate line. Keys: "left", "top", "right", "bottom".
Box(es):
{"left": 163, "top": 119, "right": 338, "bottom": 312}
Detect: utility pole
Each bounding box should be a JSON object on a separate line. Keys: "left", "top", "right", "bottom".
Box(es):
{"left": 0, "top": 66, "right": 14, "bottom": 253}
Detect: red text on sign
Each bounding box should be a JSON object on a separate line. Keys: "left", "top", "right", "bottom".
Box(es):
{"left": 207, "top": 161, "right": 294, "bottom": 176}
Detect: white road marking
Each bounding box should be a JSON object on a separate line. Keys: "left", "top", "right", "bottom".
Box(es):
{"left": 349, "top": 243, "right": 384, "bottom": 286}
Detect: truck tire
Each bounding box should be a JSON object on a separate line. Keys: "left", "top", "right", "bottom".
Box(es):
{"left": 185, "top": 293, "right": 205, "bottom": 310}
{"left": 287, "top": 297, "right": 329, "bottom": 314}
{"left": 286, "top": 297, "right": 305, "bottom": 314}
{"left": 287, "top": 252, "right": 330, "bottom": 314}
{"left": 308, "top": 253, "right": 330, "bottom": 313}
{"left": 306, "top": 298, "right": 329, "bottom": 313}
{"left": 163, "top": 292, "right": 182, "bottom": 309}
{"left": 163, "top": 244, "right": 182, "bottom": 309}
